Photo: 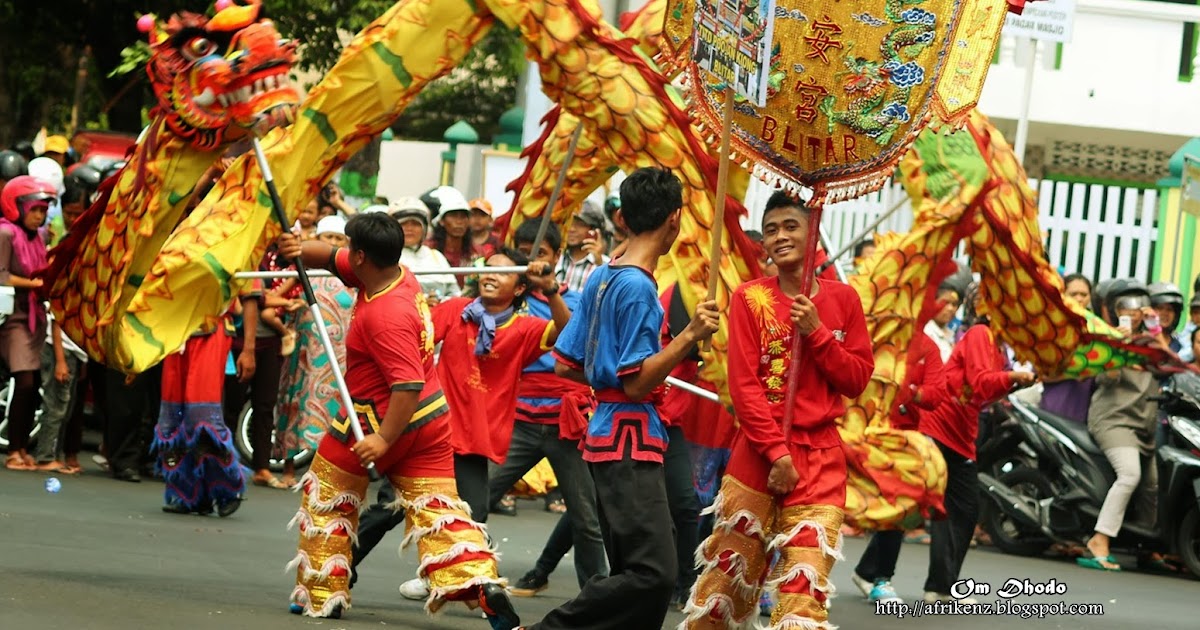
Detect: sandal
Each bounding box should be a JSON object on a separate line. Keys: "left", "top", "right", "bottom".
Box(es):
{"left": 253, "top": 475, "right": 290, "bottom": 489}
{"left": 1076, "top": 555, "right": 1121, "bottom": 571}
{"left": 5, "top": 454, "right": 33, "bottom": 471}
{"left": 37, "top": 461, "right": 71, "bottom": 473}
{"left": 904, "top": 530, "right": 931, "bottom": 545}
{"left": 491, "top": 495, "right": 518, "bottom": 517}
{"left": 545, "top": 498, "right": 567, "bottom": 514}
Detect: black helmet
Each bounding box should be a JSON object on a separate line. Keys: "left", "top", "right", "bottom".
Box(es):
{"left": 1093, "top": 278, "right": 1115, "bottom": 315}
{"left": 101, "top": 161, "right": 125, "bottom": 183}
{"left": 66, "top": 165, "right": 102, "bottom": 190}
{"left": 10, "top": 141, "right": 35, "bottom": 162}
{"left": 1103, "top": 278, "right": 1150, "bottom": 327}
{"left": 1149, "top": 282, "right": 1184, "bottom": 306}
{"left": 0, "top": 150, "right": 28, "bottom": 180}
{"left": 1148, "top": 281, "right": 1185, "bottom": 332}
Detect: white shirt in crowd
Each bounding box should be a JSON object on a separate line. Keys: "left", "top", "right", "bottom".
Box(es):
{"left": 401, "top": 245, "right": 460, "bottom": 299}
{"left": 924, "top": 319, "right": 955, "bottom": 364}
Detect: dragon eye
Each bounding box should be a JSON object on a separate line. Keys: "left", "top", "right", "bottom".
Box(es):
{"left": 183, "top": 37, "right": 217, "bottom": 60}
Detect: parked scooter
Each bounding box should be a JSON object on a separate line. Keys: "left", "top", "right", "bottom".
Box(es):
{"left": 978, "top": 374, "right": 1200, "bottom": 577}
{"left": 976, "top": 399, "right": 1038, "bottom": 478}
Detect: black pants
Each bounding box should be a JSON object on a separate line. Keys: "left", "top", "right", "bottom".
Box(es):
{"left": 101, "top": 364, "right": 160, "bottom": 475}
{"left": 487, "top": 421, "right": 607, "bottom": 586}
{"left": 351, "top": 481, "right": 404, "bottom": 587}
{"left": 663, "top": 426, "right": 700, "bottom": 594}
{"left": 223, "top": 336, "right": 282, "bottom": 471}
{"left": 455, "top": 453, "right": 490, "bottom": 524}
{"left": 856, "top": 529, "right": 904, "bottom": 582}
{"left": 925, "top": 438, "right": 979, "bottom": 594}
{"left": 531, "top": 458, "right": 676, "bottom": 630}
{"left": 529, "top": 426, "right": 697, "bottom": 593}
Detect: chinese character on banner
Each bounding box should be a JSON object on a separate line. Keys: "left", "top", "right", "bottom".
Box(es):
{"left": 804, "top": 16, "right": 844, "bottom": 63}
{"left": 794, "top": 78, "right": 829, "bottom": 123}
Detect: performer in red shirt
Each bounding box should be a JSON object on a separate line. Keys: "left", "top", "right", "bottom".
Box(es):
{"left": 851, "top": 329, "right": 946, "bottom": 603}
{"left": 277, "top": 214, "right": 518, "bottom": 628}
{"left": 684, "top": 192, "right": 874, "bottom": 630}
{"left": 919, "top": 286, "right": 1034, "bottom": 603}
{"left": 430, "top": 247, "right": 568, "bottom": 523}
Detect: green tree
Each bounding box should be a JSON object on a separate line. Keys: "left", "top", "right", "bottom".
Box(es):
{"left": 266, "top": 0, "right": 523, "bottom": 142}
{"left": 0, "top": 1, "right": 521, "bottom": 147}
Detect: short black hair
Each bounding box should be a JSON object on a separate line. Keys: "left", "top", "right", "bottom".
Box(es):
{"left": 61, "top": 182, "right": 88, "bottom": 206}
{"left": 619, "top": 167, "right": 682, "bottom": 234}
{"left": 853, "top": 238, "right": 875, "bottom": 259}
{"left": 345, "top": 212, "right": 404, "bottom": 268}
{"left": 489, "top": 246, "right": 532, "bottom": 310}
{"left": 761, "top": 190, "right": 810, "bottom": 227}
{"left": 936, "top": 282, "right": 962, "bottom": 301}
{"left": 1192, "top": 325, "right": 1200, "bottom": 346}
{"left": 514, "top": 220, "right": 562, "bottom": 253}
{"left": 744, "top": 229, "right": 763, "bottom": 243}
{"left": 1063, "top": 273, "right": 1093, "bottom": 291}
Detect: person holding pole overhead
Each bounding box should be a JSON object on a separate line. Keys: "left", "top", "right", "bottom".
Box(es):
{"left": 683, "top": 191, "right": 874, "bottom": 630}
{"left": 275, "top": 213, "right": 519, "bottom": 629}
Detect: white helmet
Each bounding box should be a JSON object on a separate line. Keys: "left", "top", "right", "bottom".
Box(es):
{"left": 28, "top": 157, "right": 64, "bottom": 195}
{"left": 427, "top": 186, "right": 470, "bottom": 223}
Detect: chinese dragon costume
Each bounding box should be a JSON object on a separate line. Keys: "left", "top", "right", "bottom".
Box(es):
{"left": 42, "top": 0, "right": 1184, "bottom": 625}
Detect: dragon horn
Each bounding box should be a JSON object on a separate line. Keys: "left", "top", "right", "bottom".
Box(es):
{"left": 136, "top": 14, "right": 166, "bottom": 45}
{"left": 210, "top": 0, "right": 262, "bottom": 32}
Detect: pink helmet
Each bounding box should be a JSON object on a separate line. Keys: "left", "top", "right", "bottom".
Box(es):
{"left": 0, "top": 175, "right": 57, "bottom": 223}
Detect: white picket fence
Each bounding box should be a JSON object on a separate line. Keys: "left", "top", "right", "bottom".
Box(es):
{"left": 742, "top": 178, "right": 1160, "bottom": 283}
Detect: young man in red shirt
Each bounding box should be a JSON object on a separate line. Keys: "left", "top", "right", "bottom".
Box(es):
{"left": 684, "top": 192, "right": 874, "bottom": 630}
{"left": 276, "top": 213, "right": 518, "bottom": 629}
{"left": 851, "top": 329, "right": 946, "bottom": 604}
{"left": 919, "top": 288, "right": 1034, "bottom": 602}
{"left": 387, "top": 246, "right": 569, "bottom": 601}
{"left": 431, "top": 246, "right": 568, "bottom": 523}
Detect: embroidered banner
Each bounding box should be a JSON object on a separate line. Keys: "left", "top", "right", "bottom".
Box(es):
{"left": 664, "top": 0, "right": 1012, "bottom": 202}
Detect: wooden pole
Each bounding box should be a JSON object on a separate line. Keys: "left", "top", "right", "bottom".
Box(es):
{"left": 779, "top": 200, "right": 826, "bottom": 444}
{"left": 531, "top": 124, "right": 585, "bottom": 257}
{"left": 701, "top": 86, "right": 736, "bottom": 352}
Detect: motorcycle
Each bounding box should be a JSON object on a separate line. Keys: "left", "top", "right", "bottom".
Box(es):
{"left": 978, "top": 374, "right": 1200, "bottom": 578}
{"left": 976, "top": 399, "right": 1038, "bottom": 478}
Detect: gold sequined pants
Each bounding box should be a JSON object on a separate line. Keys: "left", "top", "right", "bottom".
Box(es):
{"left": 288, "top": 443, "right": 500, "bottom": 617}
{"left": 683, "top": 475, "right": 845, "bottom": 630}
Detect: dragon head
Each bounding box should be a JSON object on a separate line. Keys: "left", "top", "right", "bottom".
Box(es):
{"left": 140, "top": 0, "right": 299, "bottom": 150}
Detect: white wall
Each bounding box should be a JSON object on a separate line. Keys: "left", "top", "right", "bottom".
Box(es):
{"left": 979, "top": 6, "right": 1200, "bottom": 138}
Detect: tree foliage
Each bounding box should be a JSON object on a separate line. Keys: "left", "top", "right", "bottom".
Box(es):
{"left": 0, "top": 0, "right": 522, "bottom": 147}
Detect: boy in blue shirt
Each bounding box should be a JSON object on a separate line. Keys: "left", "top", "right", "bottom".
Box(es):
{"left": 523, "top": 167, "right": 719, "bottom": 629}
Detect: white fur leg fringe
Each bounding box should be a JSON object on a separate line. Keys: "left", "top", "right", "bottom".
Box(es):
{"left": 286, "top": 551, "right": 352, "bottom": 582}
{"left": 400, "top": 513, "right": 486, "bottom": 549}
{"left": 678, "top": 592, "right": 757, "bottom": 630}
{"left": 297, "top": 471, "right": 363, "bottom": 512}
{"left": 289, "top": 584, "right": 350, "bottom": 619}
{"left": 759, "top": 614, "right": 837, "bottom": 630}
{"left": 764, "top": 562, "right": 836, "bottom": 599}
{"left": 767, "top": 520, "right": 844, "bottom": 561}
{"left": 424, "top": 575, "right": 507, "bottom": 616}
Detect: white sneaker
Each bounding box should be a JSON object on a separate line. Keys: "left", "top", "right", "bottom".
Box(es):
{"left": 399, "top": 578, "right": 430, "bottom": 600}
{"left": 851, "top": 573, "right": 873, "bottom": 598}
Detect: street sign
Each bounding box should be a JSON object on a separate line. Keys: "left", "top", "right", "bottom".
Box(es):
{"left": 1002, "top": 0, "right": 1076, "bottom": 43}
{"left": 691, "top": 0, "right": 776, "bottom": 107}
{"left": 1181, "top": 156, "right": 1200, "bottom": 217}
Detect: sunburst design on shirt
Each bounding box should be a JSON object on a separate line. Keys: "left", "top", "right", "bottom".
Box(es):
{"left": 744, "top": 284, "right": 785, "bottom": 334}
{"left": 466, "top": 365, "right": 489, "bottom": 393}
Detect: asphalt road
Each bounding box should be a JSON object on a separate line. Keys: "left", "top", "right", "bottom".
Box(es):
{"left": 1, "top": 462, "right": 1195, "bottom": 630}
